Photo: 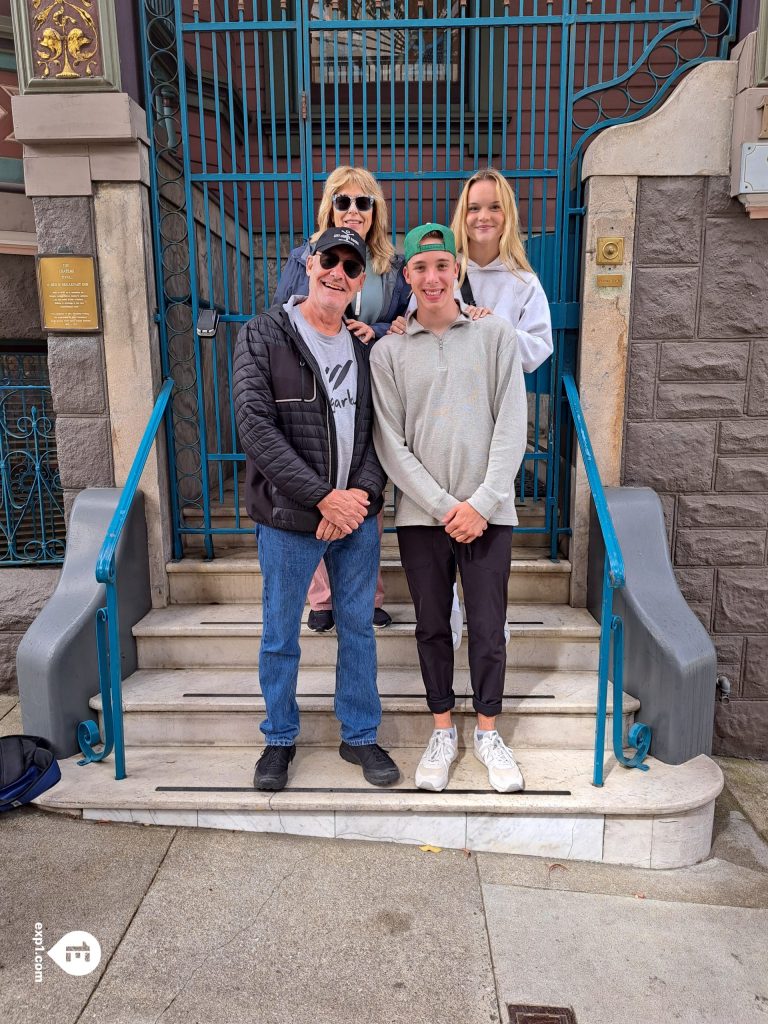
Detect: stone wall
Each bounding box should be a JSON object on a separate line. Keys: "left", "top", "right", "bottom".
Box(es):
{"left": 622, "top": 175, "right": 768, "bottom": 759}
{"left": 32, "top": 195, "right": 115, "bottom": 522}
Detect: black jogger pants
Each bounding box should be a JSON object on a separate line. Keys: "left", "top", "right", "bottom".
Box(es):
{"left": 397, "top": 524, "right": 514, "bottom": 717}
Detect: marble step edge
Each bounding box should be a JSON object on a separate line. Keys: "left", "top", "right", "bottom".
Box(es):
{"left": 34, "top": 746, "right": 723, "bottom": 820}
{"left": 90, "top": 668, "right": 638, "bottom": 715}
{"left": 167, "top": 555, "right": 571, "bottom": 576}
{"left": 132, "top": 604, "right": 600, "bottom": 640}
{"left": 182, "top": 505, "right": 547, "bottom": 524}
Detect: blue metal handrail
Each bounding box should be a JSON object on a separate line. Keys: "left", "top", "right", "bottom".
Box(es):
{"left": 77, "top": 378, "right": 174, "bottom": 781}
{"left": 562, "top": 372, "right": 651, "bottom": 786}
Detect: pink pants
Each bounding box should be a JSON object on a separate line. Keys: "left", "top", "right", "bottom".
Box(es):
{"left": 308, "top": 510, "right": 385, "bottom": 610}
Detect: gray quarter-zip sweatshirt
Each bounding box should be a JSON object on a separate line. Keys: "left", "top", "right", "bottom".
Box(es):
{"left": 370, "top": 306, "right": 527, "bottom": 527}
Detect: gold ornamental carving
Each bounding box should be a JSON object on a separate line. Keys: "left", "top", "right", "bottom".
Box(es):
{"left": 31, "top": 1, "right": 101, "bottom": 81}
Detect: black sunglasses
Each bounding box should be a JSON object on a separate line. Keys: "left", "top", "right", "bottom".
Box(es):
{"left": 332, "top": 194, "right": 375, "bottom": 213}
{"left": 317, "top": 251, "right": 365, "bottom": 279}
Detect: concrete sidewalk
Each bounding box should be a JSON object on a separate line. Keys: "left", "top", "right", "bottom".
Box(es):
{"left": 2, "top": 697, "right": 768, "bottom": 1024}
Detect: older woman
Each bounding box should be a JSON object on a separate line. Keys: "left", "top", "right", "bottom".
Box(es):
{"left": 273, "top": 166, "right": 409, "bottom": 631}
{"left": 273, "top": 166, "right": 409, "bottom": 343}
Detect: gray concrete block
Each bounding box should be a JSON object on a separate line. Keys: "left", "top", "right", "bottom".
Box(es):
{"left": 719, "top": 419, "right": 768, "bottom": 454}
{"left": 623, "top": 421, "right": 716, "bottom": 491}
{"left": 0, "top": 568, "right": 60, "bottom": 631}
{"left": 632, "top": 266, "right": 699, "bottom": 339}
{"left": 0, "top": 633, "right": 23, "bottom": 694}
{"left": 0, "top": 254, "right": 45, "bottom": 339}
{"left": 75, "top": 830, "right": 498, "bottom": 1024}
{"left": 715, "top": 699, "right": 768, "bottom": 759}
{"left": 674, "top": 566, "right": 715, "bottom": 605}
{"left": 714, "top": 569, "right": 768, "bottom": 633}
{"left": 483, "top": 883, "right": 768, "bottom": 1024}
{"left": 54, "top": 415, "right": 113, "bottom": 488}
{"left": 626, "top": 343, "right": 657, "bottom": 419}
{"left": 713, "top": 634, "right": 744, "bottom": 671}
{"left": 0, "top": 700, "right": 22, "bottom": 734}
{"left": 17, "top": 489, "right": 150, "bottom": 756}
{"left": 678, "top": 493, "right": 768, "bottom": 528}
{"left": 0, "top": 809, "right": 173, "bottom": 1024}
{"left": 706, "top": 176, "right": 742, "bottom": 215}
{"left": 656, "top": 382, "right": 745, "bottom": 419}
{"left": 47, "top": 336, "right": 107, "bottom": 415}
{"left": 659, "top": 341, "right": 749, "bottom": 381}
{"left": 659, "top": 493, "right": 676, "bottom": 548}
{"left": 716, "top": 630, "right": 745, "bottom": 688}
{"left": 743, "top": 636, "right": 768, "bottom": 699}
{"left": 699, "top": 218, "right": 768, "bottom": 337}
{"left": 31, "top": 195, "right": 96, "bottom": 255}
{"left": 636, "top": 177, "right": 704, "bottom": 264}
{"left": 747, "top": 342, "right": 768, "bottom": 416}
{"left": 675, "top": 529, "right": 766, "bottom": 566}
{"left": 715, "top": 456, "right": 768, "bottom": 492}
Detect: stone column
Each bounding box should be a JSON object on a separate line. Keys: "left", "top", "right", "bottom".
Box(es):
{"left": 11, "top": 85, "right": 172, "bottom": 605}
{"left": 571, "top": 59, "right": 738, "bottom": 607}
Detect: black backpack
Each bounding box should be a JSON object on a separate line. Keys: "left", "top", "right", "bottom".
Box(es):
{"left": 0, "top": 735, "right": 61, "bottom": 812}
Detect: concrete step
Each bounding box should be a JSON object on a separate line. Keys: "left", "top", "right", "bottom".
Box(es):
{"left": 35, "top": 745, "right": 723, "bottom": 868}
{"left": 181, "top": 507, "right": 553, "bottom": 551}
{"left": 167, "top": 548, "right": 572, "bottom": 605}
{"left": 133, "top": 603, "right": 601, "bottom": 672}
{"left": 91, "top": 667, "right": 638, "bottom": 749}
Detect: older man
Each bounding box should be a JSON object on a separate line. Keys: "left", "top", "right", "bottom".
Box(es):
{"left": 233, "top": 227, "right": 399, "bottom": 791}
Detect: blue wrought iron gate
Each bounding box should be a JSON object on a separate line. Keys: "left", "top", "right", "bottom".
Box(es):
{"left": 140, "top": 0, "right": 735, "bottom": 559}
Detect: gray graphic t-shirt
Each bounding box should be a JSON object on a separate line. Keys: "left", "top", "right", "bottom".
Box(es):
{"left": 285, "top": 297, "right": 358, "bottom": 489}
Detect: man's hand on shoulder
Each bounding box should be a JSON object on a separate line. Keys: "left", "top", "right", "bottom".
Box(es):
{"left": 317, "top": 488, "right": 369, "bottom": 533}
{"left": 442, "top": 501, "right": 488, "bottom": 543}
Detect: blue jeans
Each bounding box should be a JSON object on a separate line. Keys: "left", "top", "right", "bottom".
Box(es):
{"left": 255, "top": 515, "right": 381, "bottom": 746}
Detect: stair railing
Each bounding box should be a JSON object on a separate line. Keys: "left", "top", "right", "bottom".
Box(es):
{"left": 77, "top": 378, "right": 174, "bottom": 781}
{"left": 562, "top": 372, "right": 651, "bottom": 786}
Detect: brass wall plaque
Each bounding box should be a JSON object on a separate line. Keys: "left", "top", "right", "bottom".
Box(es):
{"left": 37, "top": 255, "right": 100, "bottom": 332}
{"left": 597, "top": 273, "right": 624, "bottom": 288}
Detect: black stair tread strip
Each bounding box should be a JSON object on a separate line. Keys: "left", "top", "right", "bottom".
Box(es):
{"left": 197, "top": 620, "right": 547, "bottom": 626}
{"left": 155, "top": 786, "right": 572, "bottom": 795}
{"left": 180, "top": 692, "right": 557, "bottom": 699}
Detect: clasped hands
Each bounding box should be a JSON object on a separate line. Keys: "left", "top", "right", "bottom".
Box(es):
{"left": 316, "top": 487, "right": 369, "bottom": 541}
{"left": 442, "top": 501, "right": 487, "bottom": 543}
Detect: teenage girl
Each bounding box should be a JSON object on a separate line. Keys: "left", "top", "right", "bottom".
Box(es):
{"left": 451, "top": 167, "right": 552, "bottom": 372}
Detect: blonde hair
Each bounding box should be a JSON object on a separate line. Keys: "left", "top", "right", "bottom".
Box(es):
{"left": 310, "top": 166, "right": 395, "bottom": 277}
{"left": 451, "top": 168, "right": 533, "bottom": 283}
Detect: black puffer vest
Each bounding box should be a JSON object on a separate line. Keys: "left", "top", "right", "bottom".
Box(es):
{"left": 233, "top": 305, "right": 385, "bottom": 533}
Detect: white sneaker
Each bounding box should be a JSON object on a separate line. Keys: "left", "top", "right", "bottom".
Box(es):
{"left": 473, "top": 729, "right": 524, "bottom": 793}
{"left": 450, "top": 585, "right": 463, "bottom": 651}
{"left": 415, "top": 729, "right": 458, "bottom": 792}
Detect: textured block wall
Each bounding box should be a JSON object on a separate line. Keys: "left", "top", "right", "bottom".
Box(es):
{"left": 31, "top": 196, "right": 115, "bottom": 521}
{"left": 622, "top": 176, "right": 768, "bottom": 759}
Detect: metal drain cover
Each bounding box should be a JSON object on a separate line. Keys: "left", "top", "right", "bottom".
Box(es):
{"left": 508, "top": 1006, "right": 578, "bottom": 1024}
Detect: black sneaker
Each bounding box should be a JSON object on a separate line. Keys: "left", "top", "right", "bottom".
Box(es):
{"left": 373, "top": 607, "right": 392, "bottom": 628}
{"left": 339, "top": 741, "right": 400, "bottom": 787}
{"left": 307, "top": 610, "right": 334, "bottom": 632}
{"left": 254, "top": 745, "right": 296, "bottom": 791}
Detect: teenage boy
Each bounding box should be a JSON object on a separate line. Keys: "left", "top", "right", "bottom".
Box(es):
{"left": 233, "top": 227, "right": 400, "bottom": 791}
{"left": 369, "top": 223, "right": 527, "bottom": 793}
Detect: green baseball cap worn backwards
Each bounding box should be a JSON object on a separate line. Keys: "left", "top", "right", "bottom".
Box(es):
{"left": 403, "top": 223, "right": 457, "bottom": 264}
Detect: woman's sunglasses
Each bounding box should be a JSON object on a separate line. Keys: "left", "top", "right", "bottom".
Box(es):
{"left": 332, "top": 194, "right": 375, "bottom": 213}
{"left": 317, "top": 251, "right": 365, "bottom": 279}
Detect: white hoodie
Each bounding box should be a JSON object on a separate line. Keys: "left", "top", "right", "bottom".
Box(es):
{"left": 463, "top": 258, "right": 553, "bottom": 374}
